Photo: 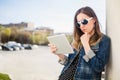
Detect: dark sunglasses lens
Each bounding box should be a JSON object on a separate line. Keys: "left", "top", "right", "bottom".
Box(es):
{"left": 76, "top": 23, "right": 80, "bottom": 28}
{"left": 82, "top": 19, "right": 88, "bottom": 25}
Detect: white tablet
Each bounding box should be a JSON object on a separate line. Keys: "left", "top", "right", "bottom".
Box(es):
{"left": 47, "top": 34, "right": 74, "bottom": 54}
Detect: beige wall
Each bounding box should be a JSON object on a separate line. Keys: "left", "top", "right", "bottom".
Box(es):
{"left": 106, "top": 0, "right": 120, "bottom": 80}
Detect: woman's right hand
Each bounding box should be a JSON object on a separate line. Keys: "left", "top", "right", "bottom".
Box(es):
{"left": 48, "top": 43, "right": 65, "bottom": 60}
{"left": 48, "top": 43, "right": 57, "bottom": 54}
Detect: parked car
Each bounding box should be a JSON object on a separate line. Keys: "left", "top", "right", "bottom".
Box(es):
{"left": 0, "top": 45, "right": 2, "bottom": 50}
{"left": 1, "top": 45, "right": 13, "bottom": 51}
{"left": 1, "top": 41, "right": 24, "bottom": 51}
{"left": 22, "top": 44, "right": 32, "bottom": 50}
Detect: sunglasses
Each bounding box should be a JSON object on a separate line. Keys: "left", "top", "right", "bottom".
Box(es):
{"left": 76, "top": 17, "right": 93, "bottom": 28}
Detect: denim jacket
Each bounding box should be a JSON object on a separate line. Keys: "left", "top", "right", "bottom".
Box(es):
{"left": 59, "top": 34, "right": 110, "bottom": 80}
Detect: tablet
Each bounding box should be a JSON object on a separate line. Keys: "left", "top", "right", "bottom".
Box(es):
{"left": 47, "top": 34, "right": 74, "bottom": 54}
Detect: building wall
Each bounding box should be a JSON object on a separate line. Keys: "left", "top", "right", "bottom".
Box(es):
{"left": 27, "top": 22, "right": 34, "bottom": 29}
{"left": 106, "top": 0, "right": 120, "bottom": 80}
{"left": 0, "top": 22, "right": 28, "bottom": 28}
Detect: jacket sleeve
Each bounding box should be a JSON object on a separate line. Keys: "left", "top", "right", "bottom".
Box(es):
{"left": 58, "top": 49, "right": 78, "bottom": 66}
{"left": 83, "top": 36, "right": 110, "bottom": 72}
{"left": 58, "top": 55, "right": 68, "bottom": 65}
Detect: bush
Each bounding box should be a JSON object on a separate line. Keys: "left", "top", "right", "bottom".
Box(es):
{"left": 0, "top": 32, "right": 8, "bottom": 43}
{"left": 9, "top": 27, "right": 18, "bottom": 41}
{"left": 0, "top": 28, "right": 13, "bottom": 43}
{"left": 0, "top": 73, "right": 11, "bottom": 80}
{"left": 39, "top": 33, "right": 49, "bottom": 45}
{"left": 0, "top": 27, "right": 53, "bottom": 45}
{"left": 15, "top": 31, "right": 31, "bottom": 44}
{"left": 31, "top": 32, "right": 49, "bottom": 45}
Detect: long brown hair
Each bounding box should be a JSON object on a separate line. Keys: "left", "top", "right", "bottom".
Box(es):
{"left": 72, "top": 6, "right": 102, "bottom": 50}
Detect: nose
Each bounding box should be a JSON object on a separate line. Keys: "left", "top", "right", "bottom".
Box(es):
{"left": 80, "top": 24, "right": 85, "bottom": 28}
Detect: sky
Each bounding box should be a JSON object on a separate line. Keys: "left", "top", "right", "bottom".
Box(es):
{"left": 0, "top": 0, "right": 106, "bottom": 33}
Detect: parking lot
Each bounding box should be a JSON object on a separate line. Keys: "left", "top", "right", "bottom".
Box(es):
{"left": 0, "top": 46, "right": 62, "bottom": 80}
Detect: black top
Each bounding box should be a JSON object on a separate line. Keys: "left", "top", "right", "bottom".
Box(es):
{"left": 58, "top": 53, "right": 79, "bottom": 80}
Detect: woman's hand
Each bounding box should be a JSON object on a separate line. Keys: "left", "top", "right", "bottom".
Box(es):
{"left": 48, "top": 43, "right": 65, "bottom": 61}
{"left": 80, "top": 33, "right": 91, "bottom": 53}
{"left": 80, "top": 33, "right": 90, "bottom": 46}
{"left": 48, "top": 43, "right": 57, "bottom": 54}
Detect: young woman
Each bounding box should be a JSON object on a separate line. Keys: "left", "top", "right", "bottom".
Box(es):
{"left": 48, "top": 6, "right": 110, "bottom": 80}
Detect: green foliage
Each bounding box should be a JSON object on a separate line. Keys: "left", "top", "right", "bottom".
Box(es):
{"left": 0, "top": 73, "right": 11, "bottom": 80}
{"left": 0, "top": 25, "right": 3, "bottom": 30}
{"left": 9, "top": 27, "right": 18, "bottom": 41}
{"left": 31, "top": 32, "right": 49, "bottom": 45}
{"left": 0, "top": 32, "right": 8, "bottom": 43}
{"left": 39, "top": 33, "right": 49, "bottom": 45}
{"left": 32, "top": 34, "right": 41, "bottom": 44}
{"left": 0, "top": 27, "right": 73, "bottom": 45}
{"left": 15, "top": 31, "right": 31, "bottom": 44}
{"left": 0, "top": 28, "right": 12, "bottom": 43}
{"left": 4, "top": 28, "right": 11, "bottom": 37}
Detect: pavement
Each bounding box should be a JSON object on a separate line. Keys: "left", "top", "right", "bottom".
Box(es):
{"left": 0, "top": 46, "right": 63, "bottom": 80}
{"left": 0, "top": 46, "right": 105, "bottom": 80}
